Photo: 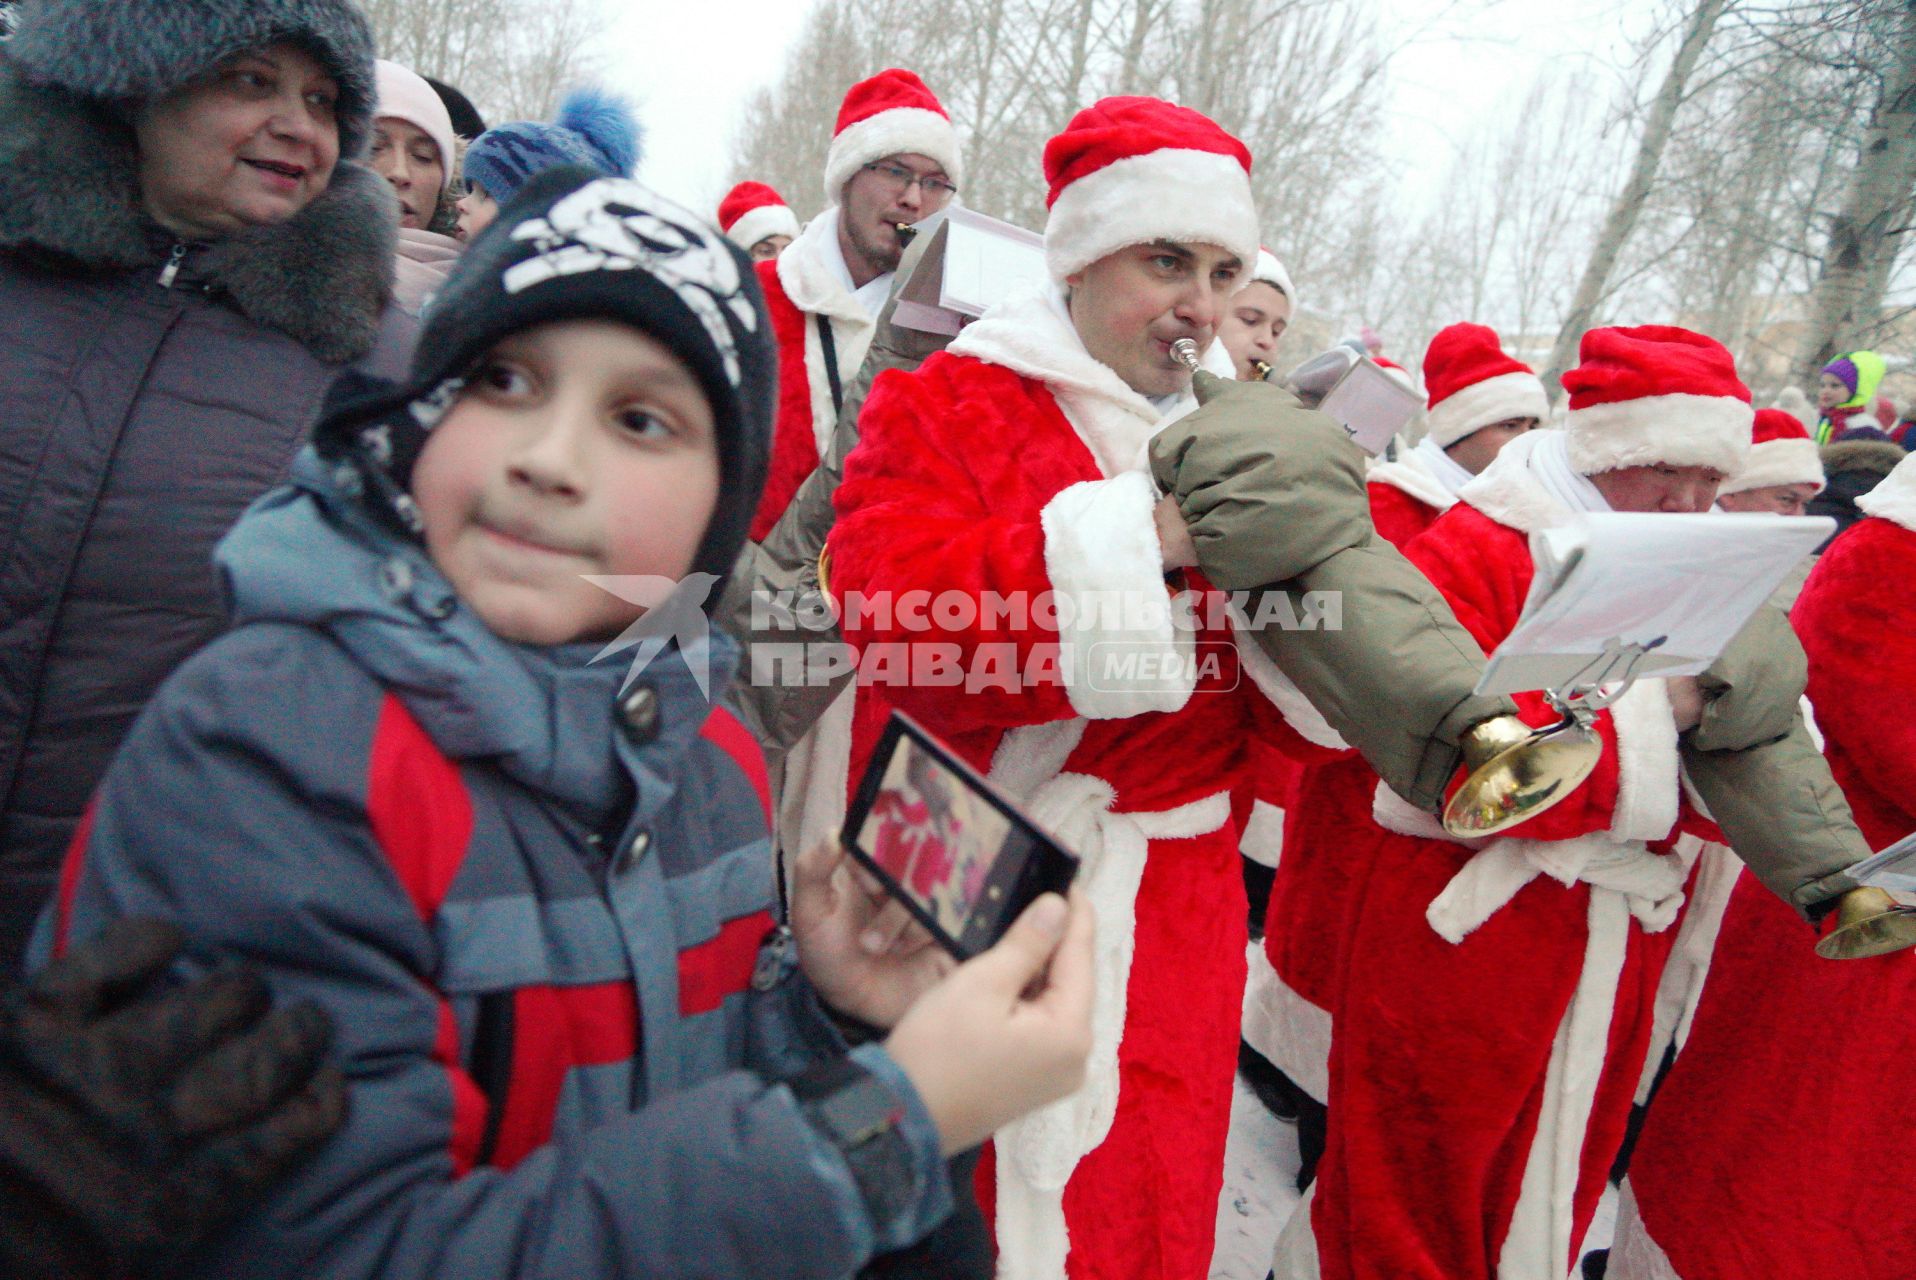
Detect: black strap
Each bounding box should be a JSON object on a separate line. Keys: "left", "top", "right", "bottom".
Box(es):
{"left": 816, "top": 313, "right": 845, "bottom": 421}
{"left": 466, "top": 990, "right": 516, "bottom": 1167}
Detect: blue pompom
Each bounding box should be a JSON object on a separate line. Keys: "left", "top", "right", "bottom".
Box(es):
{"left": 556, "top": 86, "right": 643, "bottom": 177}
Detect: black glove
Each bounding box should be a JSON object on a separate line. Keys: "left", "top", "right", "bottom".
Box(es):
{"left": 0, "top": 919, "right": 346, "bottom": 1280}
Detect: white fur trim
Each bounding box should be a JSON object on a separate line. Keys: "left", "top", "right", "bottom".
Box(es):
{"left": 1040, "top": 473, "right": 1198, "bottom": 719}
{"left": 1609, "top": 1180, "right": 1686, "bottom": 1280}
{"left": 1496, "top": 884, "right": 1635, "bottom": 1280}
{"left": 994, "top": 785, "right": 1231, "bottom": 1280}
{"left": 1270, "top": 1179, "right": 1324, "bottom": 1279}
{"left": 1044, "top": 148, "right": 1258, "bottom": 282}
{"left": 1367, "top": 451, "right": 1459, "bottom": 514}
{"left": 1253, "top": 248, "right": 1296, "bottom": 305}
{"left": 1230, "top": 620, "right": 1349, "bottom": 749}
{"left": 1426, "top": 370, "right": 1549, "bottom": 449}
{"left": 1239, "top": 798, "right": 1286, "bottom": 868}
{"left": 1634, "top": 837, "right": 1738, "bottom": 1105}
{"left": 724, "top": 203, "right": 799, "bottom": 254}
{"left": 777, "top": 211, "right": 876, "bottom": 454}
{"left": 1372, "top": 782, "right": 1470, "bottom": 843}
{"left": 1608, "top": 678, "right": 1681, "bottom": 844}
{"left": 1241, "top": 940, "right": 1333, "bottom": 1104}
{"left": 1855, "top": 451, "right": 1916, "bottom": 531}
{"left": 822, "top": 107, "right": 963, "bottom": 205}
{"left": 1718, "top": 436, "right": 1825, "bottom": 496}
{"left": 1457, "top": 430, "right": 1579, "bottom": 533}
{"left": 1565, "top": 392, "right": 1753, "bottom": 478}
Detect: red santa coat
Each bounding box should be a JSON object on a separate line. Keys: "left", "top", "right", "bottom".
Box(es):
{"left": 1609, "top": 458, "right": 1916, "bottom": 1280}
{"left": 1274, "top": 430, "right": 1700, "bottom": 1280}
{"left": 829, "top": 286, "right": 1335, "bottom": 1280}
{"left": 751, "top": 211, "right": 879, "bottom": 540}
{"left": 1243, "top": 454, "right": 1457, "bottom": 1102}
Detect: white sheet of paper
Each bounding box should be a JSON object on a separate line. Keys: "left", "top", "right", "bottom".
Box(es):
{"left": 1846, "top": 829, "right": 1916, "bottom": 892}
{"left": 1476, "top": 512, "right": 1834, "bottom": 696}
{"left": 1318, "top": 359, "right": 1422, "bottom": 455}
{"left": 938, "top": 207, "right": 1046, "bottom": 317}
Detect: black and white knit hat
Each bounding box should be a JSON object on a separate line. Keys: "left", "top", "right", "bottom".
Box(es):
{"left": 7, "top": 0, "right": 379, "bottom": 156}
{"left": 315, "top": 166, "right": 776, "bottom": 600}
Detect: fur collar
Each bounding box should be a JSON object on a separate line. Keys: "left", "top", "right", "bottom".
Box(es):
{"left": 1856, "top": 452, "right": 1916, "bottom": 532}
{"left": 0, "top": 58, "right": 398, "bottom": 364}
{"left": 1367, "top": 445, "right": 1460, "bottom": 512}
{"left": 774, "top": 207, "right": 872, "bottom": 326}
{"left": 950, "top": 283, "right": 1233, "bottom": 477}
{"left": 1456, "top": 430, "right": 1588, "bottom": 533}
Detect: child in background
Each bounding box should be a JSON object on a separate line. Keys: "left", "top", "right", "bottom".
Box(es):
{"left": 456, "top": 87, "right": 642, "bottom": 241}
{"left": 1815, "top": 349, "right": 1886, "bottom": 443}
{"left": 33, "top": 168, "right": 1092, "bottom": 1280}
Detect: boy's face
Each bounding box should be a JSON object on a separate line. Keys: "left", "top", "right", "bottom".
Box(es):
{"left": 1217, "top": 280, "right": 1291, "bottom": 381}
{"left": 456, "top": 184, "right": 497, "bottom": 241}
{"left": 1817, "top": 373, "right": 1849, "bottom": 411}
{"left": 1066, "top": 240, "right": 1243, "bottom": 399}
{"left": 411, "top": 319, "right": 721, "bottom": 646}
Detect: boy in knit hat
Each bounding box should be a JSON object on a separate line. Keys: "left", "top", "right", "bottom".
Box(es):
{"left": 33, "top": 168, "right": 1094, "bottom": 1280}
{"left": 455, "top": 87, "right": 642, "bottom": 240}
{"left": 1215, "top": 247, "right": 1295, "bottom": 382}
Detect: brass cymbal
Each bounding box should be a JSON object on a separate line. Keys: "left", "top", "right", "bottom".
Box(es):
{"left": 1442, "top": 714, "right": 1603, "bottom": 838}
{"left": 1815, "top": 886, "right": 1916, "bottom": 960}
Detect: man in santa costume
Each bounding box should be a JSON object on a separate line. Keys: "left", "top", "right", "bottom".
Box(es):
{"left": 1273, "top": 325, "right": 1885, "bottom": 1280}
{"left": 1239, "top": 321, "right": 1550, "bottom": 1167}
{"left": 828, "top": 96, "right": 1352, "bottom": 1280}
{"left": 1367, "top": 322, "right": 1547, "bottom": 546}
{"left": 717, "top": 179, "right": 801, "bottom": 262}
{"left": 751, "top": 67, "right": 963, "bottom": 541}
{"left": 1606, "top": 455, "right": 1916, "bottom": 1280}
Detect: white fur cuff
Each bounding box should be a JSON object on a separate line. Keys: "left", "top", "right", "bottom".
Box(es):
{"left": 1426, "top": 371, "right": 1549, "bottom": 448}
{"left": 1041, "top": 472, "right": 1198, "bottom": 719}
{"left": 1044, "top": 148, "right": 1258, "bottom": 282}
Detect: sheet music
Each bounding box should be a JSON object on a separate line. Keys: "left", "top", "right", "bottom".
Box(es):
{"left": 890, "top": 207, "right": 1046, "bottom": 334}
{"left": 1318, "top": 359, "right": 1421, "bottom": 455}
{"left": 1476, "top": 512, "right": 1834, "bottom": 696}
{"left": 1845, "top": 829, "right": 1916, "bottom": 892}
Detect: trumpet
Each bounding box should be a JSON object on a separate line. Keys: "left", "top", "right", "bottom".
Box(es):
{"left": 1171, "top": 337, "right": 1202, "bottom": 370}
{"left": 895, "top": 221, "right": 919, "bottom": 247}
{"left": 1252, "top": 359, "right": 1273, "bottom": 381}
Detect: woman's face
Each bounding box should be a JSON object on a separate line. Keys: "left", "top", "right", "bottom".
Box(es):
{"left": 370, "top": 118, "right": 445, "bottom": 230}
{"left": 134, "top": 42, "right": 340, "bottom": 240}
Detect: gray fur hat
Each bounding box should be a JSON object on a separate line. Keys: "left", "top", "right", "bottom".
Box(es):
{"left": 6, "top": 0, "right": 378, "bottom": 156}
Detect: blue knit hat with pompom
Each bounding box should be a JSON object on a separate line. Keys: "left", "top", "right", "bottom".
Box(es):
{"left": 463, "top": 85, "right": 642, "bottom": 204}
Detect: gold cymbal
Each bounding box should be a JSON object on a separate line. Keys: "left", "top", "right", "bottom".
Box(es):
{"left": 1441, "top": 714, "right": 1604, "bottom": 838}
{"left": 1815, "top": 886, "right": 1916, "bottom": 960}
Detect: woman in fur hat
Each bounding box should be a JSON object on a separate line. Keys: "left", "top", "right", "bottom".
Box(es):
{"left": 0, "top": 0, "right": 417, "bottom": 968}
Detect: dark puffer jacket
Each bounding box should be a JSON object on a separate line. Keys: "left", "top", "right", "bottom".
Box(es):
{"left": 0, "top": 58, "right": 417, "bottom": 966}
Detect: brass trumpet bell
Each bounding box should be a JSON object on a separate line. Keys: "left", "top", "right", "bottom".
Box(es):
{"left": 1441, "top": 714, "right": 1604, "bottom": 838}
{"left": 1814, "top": 886, "right": 1916, "bottom": 960}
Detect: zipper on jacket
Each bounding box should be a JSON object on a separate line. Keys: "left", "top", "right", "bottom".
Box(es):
{"left": 157, "top": 242, "right": 189, "bottom": 289}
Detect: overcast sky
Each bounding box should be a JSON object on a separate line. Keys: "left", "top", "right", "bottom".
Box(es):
{"left": 600, "top": 0, "right": 1663, "bottom": 218}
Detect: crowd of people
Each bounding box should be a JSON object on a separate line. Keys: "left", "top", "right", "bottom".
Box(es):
{"left": 0, "top": 2, "right": 1912, "bottom": 1279}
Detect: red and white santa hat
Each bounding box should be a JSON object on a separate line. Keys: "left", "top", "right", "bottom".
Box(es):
{"left": 821, "top": 68, "right": 963, "bottom": 206}
{"left": 1718, "top": 408, "right": 1826, "bottom": 497}
{"left": 717, "top": 181, "right": 800, "bottom": 254}
{"left": 1421, "top": 322, "right": 1548, "bottom": 449}
{"left": 1250, "top": 248, "right": 1296, "bottom": 305}
{"left": 1041, "top": 96, "right": 1259, "bottom": 282}
{"left": 1559, "top": 324, "right": 1752, "bottom": 477}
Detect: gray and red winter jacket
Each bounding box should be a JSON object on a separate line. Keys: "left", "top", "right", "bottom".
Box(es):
{"left": 29, "top": 453, "right": 952, "bottom": 1278}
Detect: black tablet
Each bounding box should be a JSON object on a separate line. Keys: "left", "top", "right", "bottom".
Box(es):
{"left": 842, "top": 711, "right": 1079, "bottom": 961}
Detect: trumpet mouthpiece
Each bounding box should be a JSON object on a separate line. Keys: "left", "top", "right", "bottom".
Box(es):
{"left": 895, "top": 222, "right": 918, "bottom": 246}
{"left": 1252, "top": 360, "right": 1273, "bottom": 381}
{"left": 1170, "top": 338, "right": 1201, "bottom": 370}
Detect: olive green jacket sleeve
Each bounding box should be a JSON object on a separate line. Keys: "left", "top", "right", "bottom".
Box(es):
{"left": 1148, "top": 372, "right": 1515, "bottom": 812}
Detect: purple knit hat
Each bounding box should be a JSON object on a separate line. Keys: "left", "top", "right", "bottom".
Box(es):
{"left": 1822, "top": 356, "right": 1860, "bottom": 398}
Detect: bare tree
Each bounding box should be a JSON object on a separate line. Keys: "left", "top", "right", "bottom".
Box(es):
{"left": 1787, "top": 0, "right": 1916, "bottom": 385}
{"left": 356, "top": 0, "right": 609, "bottom": 125}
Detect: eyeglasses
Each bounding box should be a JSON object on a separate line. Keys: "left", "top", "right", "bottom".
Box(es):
{"left": 861, "top": 161, "right": 959, "bottom": 202}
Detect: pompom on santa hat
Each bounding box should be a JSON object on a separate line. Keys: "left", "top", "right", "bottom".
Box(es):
{"left": 717, "top": 181, "right": 800, "bottom": 253}
{"left": 1421, "top": 322, "right": 1548, "bottom": 449}
{"left": 1041, "top": 96, "right": 1259, "bottom": 282}
{"left": 822, "top": 68, "right": 964, "bottom": 205}
{"left": 1559, "top": 324, "right": 1751, "bottom": 477}
{"left": 1718, "top": 408, "right": 1826, "bottom": 496}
